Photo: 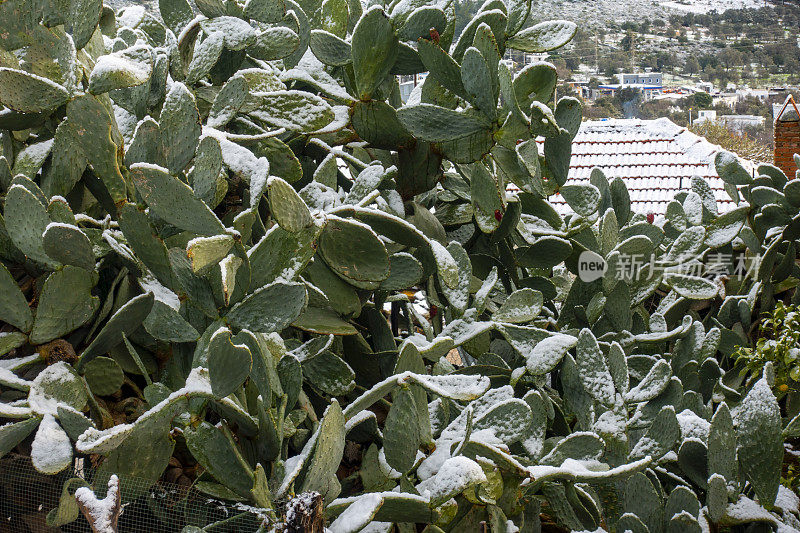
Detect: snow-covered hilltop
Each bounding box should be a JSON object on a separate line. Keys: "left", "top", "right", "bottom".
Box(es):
{"left": 534, "top": 0, "right": 770, "bottom": 26}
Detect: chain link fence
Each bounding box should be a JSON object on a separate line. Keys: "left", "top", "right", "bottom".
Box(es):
{"left": 0, "top": 454, "right": 265, "bottom": 532}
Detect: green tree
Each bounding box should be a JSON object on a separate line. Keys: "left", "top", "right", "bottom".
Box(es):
{"left": 694, "top": 91, "right": 713, "bottom": 109}
{"left": 685, "top": 56, "right": 700, "bottom": 77}
{"left": 699, "top": 53, "right": 718, "bottom": 71}
{"left": 620, "top": 29, "right": 635, "bottom": 52}
{"left": 719, "top": 47, "right": 744, "bottom": 71}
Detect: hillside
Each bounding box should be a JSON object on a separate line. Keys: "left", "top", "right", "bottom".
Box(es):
{"left": 532, "top": 0, "right": 767, "bottom": 26}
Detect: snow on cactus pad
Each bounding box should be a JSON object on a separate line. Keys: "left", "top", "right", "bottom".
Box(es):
{"left": 28, "top": 362, "right": 88, "bottom": 417}
{"left": 416, "top": 456, "right": 486, "bottom": 506}
{"left": 31, "top": 414, "right": 72, "bottom": 474}
{"left": 0, "top": 68, "right": 71, "bottom": 113}
{"left": 735, "top": 377, "right": 783, "bottom": 506}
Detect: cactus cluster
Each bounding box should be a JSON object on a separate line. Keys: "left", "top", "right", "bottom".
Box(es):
{"left": 1, "top": 0, "right": 800, "bottom": 530}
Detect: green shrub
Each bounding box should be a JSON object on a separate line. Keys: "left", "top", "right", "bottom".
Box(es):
{"left": 736, "top": 302, "right": 800, "bottom": 394}
{"left": 0, "top": 0, "right": 800, "bottom": 531}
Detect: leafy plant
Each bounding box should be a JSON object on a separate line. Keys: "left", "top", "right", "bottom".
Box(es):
{"left": 0, "top": 0, "right": 799, "bottom": 531}
{"left": 690, "top": 119, "right": 772, "bottom": 163}
{"left": 736, "top": 302, "right": 800, "bottom": 394}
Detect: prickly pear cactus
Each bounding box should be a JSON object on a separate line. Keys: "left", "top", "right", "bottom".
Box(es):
{"left": 1, "top": 0, "right": 800, "bottom": 531}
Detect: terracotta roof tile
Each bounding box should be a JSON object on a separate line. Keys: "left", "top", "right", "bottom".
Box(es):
{"left": 531, "top": 118, "right": 753, "bottom": 215}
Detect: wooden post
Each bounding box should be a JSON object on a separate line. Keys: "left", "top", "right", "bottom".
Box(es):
{"left": 285, "top": 492, "right": 325, "bottom": 533}
{"left": 75, "top": 475, "right": 121, "bottom": 533}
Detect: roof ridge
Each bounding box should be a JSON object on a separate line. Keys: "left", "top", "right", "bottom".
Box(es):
{"left": 570, "top": 162, "right": 709, "bottom": 168}
{"left": 776, "top": 95, "right": 800, "bottom": 122}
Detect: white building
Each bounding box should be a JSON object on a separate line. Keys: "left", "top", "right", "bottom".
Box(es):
{"left": 712, "top": 93, "right": 738, "bottom": 109}
{"left": 617, "top": 72, "right": 663, "bottom": 86}
{"left": 717, "top": 114, "right": 766, "bottom": 130}
{"left": 597, "top": 72, "right": 664, "bottom": 100}
{"left": 695, "top": 81, "right": 714, "bottom": 94}
{"left": 398, "top": 73, "right": 427, "bottom": 103}
{"left": 399, "top": 81, "right": 415, "bottom": 103}
{"left": 738, "top": 88, "right": 771, "bottom": 102}
{"left": 695, "top": 110, "right": 717, "bottom": 123}
{"left": 694, "top": 110, "right": 764, "bottom": 131}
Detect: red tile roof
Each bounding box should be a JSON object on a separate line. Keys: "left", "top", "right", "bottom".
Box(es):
{"left": 533, "top": 118, "right": 753, "bottom": 214}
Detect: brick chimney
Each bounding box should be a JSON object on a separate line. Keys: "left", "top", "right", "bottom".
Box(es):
{"left": 774, "top": 95, "right": 800, "bottom": 180}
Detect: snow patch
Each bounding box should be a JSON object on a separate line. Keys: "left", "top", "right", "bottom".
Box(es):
{"left": 328, "top": 493, "right": 382, "bottom": 533}
{"left": 31, "top": 415, "right": 72, "bottom": 474}
{"left": 139, "top": 274, "right": 180, "bottom": 309}
{"left": 775, "top": 485, "right": 800, "bottom": 515}
{"left": 677, "top": 409, "right": 711, "bottom": 443}
{"left": 75, "top": 475, "right": 120, "bottom": 533}
{"left": 416, "top": 456, "right": 486, "bottom": 503}
{"left": 28, "top": 362, "right": 83, "bottom": 416}
{"left": 0, "top": 367, "right": 31, "bottom": 390}
{"left": 0, "top": 353, "right": 41, "bottom": 371}
{"left": 725, "top": 495, "right": 777, "bottom": 524}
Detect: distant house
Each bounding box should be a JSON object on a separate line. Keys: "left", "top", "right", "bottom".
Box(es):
{"left": 398, "top": 73, "right": 427, "bottom": 103}
{"left": 535, "top": 118, "right": 753, "bottom": 214}
{"left": 717, "top": 115, "right": 766, "bottom": 130}
{"left": 618, "top": 72, "right": 663, "bottom": 86}
{"left": 597, "top": 72, "right": 663, "bottom": 100}
{"left": 651, "top": 92, "right": 687, "bottom": 102}
{"left": 713, "top": 93, "right": 738, "bottom": 109}
{"left": 523, "top": 53, "right": 550, "bottom": 64}
{"left": 694, "top": 111, "right": 765, "bottom": 130}
{"left": 738, "top": 88, "right": 772, "bottom": 102}
{"left": 399, "top": 81, "right": 415, "bottom": 103}
{"left": 695, "top": 82, "right": 714, "bottom": 94}
{"left": 695, "top": 110, "right": 717, "bottom": 123}
{"left": 567, "top": 79, "right": 600, "bottom": 100}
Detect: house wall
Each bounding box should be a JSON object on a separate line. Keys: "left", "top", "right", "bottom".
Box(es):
{"left": 718, "top": 115, "right": 766, "bottom": 130}
{"left": 775, "top": 117, "right": 800, "bottom": 179}
{"left": 619, "top": 73, "right": 662, "bottom": 86}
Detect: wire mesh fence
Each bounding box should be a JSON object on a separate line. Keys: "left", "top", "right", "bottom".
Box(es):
{"left": 0, "top": 454, "right": 265, "bottom": 532}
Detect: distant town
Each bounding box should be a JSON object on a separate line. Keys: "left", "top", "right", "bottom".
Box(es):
{"left": 402, "top": 1, "right": 800, "bottom": 164}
